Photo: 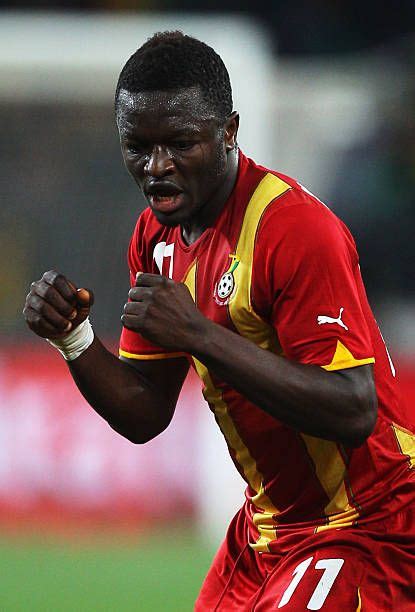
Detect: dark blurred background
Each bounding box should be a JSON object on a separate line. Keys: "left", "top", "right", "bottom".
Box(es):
{"left": 1, "top": 0, "right": 415, "bottom": 343}
{"left": 0, "top": 3, "right": 414, "bottom": 610}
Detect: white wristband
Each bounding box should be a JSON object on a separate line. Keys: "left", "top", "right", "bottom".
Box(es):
{"left": 47, "top": 318, "right": 94, "bottom": 361}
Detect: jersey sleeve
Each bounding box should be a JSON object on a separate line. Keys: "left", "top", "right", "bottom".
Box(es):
{"left": 119, "top": 214, "right": 186, "bottom": 361}
{"left": 252, "top": 197, "right": 375, "bottom": 371}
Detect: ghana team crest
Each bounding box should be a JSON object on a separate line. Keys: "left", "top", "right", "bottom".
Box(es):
{"left": 214, "top": 254, "right": 240, "bottom": 305}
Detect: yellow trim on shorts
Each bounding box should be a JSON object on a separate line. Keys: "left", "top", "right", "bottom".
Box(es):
{"left": 119, "top": 349, "right": 186, "bottom": 360}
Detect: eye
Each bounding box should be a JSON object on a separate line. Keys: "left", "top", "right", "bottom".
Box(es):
{"left": 127, "top": 142, "right": 147, "bottom": 156}
{"left": 172, "top": 141, "right": 196, "bottom": 151}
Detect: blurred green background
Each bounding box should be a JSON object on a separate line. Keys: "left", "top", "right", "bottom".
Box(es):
{"left": 0, "top": 528, "right": 212, "bottom": 611}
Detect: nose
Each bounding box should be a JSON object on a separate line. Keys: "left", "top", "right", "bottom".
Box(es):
{"left": 144, "top": 145, "right": 174, "bottom": 178}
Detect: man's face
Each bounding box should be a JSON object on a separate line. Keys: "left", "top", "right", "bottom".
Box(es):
{"left": 117, "top": 86, "right": 236, "bottom": 227}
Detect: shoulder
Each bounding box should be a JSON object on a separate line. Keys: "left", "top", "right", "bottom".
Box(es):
{"left": 240, "top": 156, "right": 345, "bottom": 241}
{"left": 234, "top": 158, "right": 358, "bottom": 264}
{"left": 257, "top": 175, "right": 356, "bottom": 256}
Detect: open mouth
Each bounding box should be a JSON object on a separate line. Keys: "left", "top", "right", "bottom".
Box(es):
{"left": 146, "top": 183, "right": 184, "bottom": 214}
{"left": 149, "top": 194, "right": 183, "bottom": 213}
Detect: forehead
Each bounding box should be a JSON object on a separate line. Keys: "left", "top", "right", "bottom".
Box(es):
{"left": 117, "top": 87, "right": 217, "bottom": 136}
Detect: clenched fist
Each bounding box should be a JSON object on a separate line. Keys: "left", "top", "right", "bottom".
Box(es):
{"left": 23, "top": 270, "right": 94, "bottom": 340}
{"left": 121, "top": 273, "right": 207, "bottom": 352}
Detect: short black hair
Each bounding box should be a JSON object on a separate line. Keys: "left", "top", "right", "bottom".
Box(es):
{"left": 115, "top": 31, "right": 233, "bottom": 121}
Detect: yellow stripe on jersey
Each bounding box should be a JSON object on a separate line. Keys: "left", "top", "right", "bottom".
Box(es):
{"left": 223, "top": 173, "right": 293, "bottom": 548}
{"left": 225, "top": 173, "right": 291, "bottom": 548}
{"left": 356, "top": 588, "right": 362, "bottom": 612}
{"left": 119, "top": 349, "right": 186, "bottom": 360}
{"left": 229, "top": 173, "right": 291, "bottom": 352}
{"left": 183, "top": 257, "right": 280, "bottom": 552}
{"left": 306, "top": 344, "right": 373, "bottom": 530}
{"left": 322, "top": 340, "right": 375, "bottom": 371}
{"left": 182, "top": 257, "right": 197, "bottom": 305}
{"left": 195, "top": 362, "right": 280, "bottom": 551}
{"left": 392, "top": 424, "right": 415, "bottom": 469}
{"left": 300, "top": 434, "right": 357, "bottom": 518}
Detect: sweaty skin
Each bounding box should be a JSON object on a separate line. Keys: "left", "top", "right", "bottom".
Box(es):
{"left": 117, "top": 87, "right": 239, "bottom": 243}
{"left": 23, "top": 87, "right": 377, "bottom": 447}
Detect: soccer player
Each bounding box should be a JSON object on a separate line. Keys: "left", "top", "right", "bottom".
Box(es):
{"left": 23, "top": 32, "right": 415, "bottom": 610}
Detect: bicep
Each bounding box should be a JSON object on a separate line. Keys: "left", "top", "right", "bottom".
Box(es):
{"left": 255, "top": 205, "right": 374, "bottom": 370}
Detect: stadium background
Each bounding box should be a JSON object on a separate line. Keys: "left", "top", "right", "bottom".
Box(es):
{"left": 1, "top": 3, "right": 415, "bottom": 610}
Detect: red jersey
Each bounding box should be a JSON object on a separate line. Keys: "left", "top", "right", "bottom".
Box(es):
{"left": 120, "top": 151, "right": 415, "bottom": 552}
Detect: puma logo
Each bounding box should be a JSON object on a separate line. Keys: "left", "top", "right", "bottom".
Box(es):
{"left": 317, "top": 307, "right": 348, "bottom": 331}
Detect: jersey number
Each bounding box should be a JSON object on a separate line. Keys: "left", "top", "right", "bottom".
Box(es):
{"left": 277, "top": 556, "right": 344, "bottom": 610}
{"left": 153, "top": 242, "right": 175, "bottom": 279}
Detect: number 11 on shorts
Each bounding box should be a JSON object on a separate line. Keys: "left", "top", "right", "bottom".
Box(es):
{"left": 277, "top": 556, "right": 345, "bottom": 610}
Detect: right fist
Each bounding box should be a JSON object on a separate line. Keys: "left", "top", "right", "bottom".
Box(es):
{"left": 23, "top": 270, "right": 94, "bottom": 340}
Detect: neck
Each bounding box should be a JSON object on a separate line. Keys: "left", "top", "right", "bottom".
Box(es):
{"left": 182, "top": 149, "right": 239, "bottom": 245}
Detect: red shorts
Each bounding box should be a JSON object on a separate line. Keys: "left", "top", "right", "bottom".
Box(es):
{"left": 195, "top": 505, "right": 415, "bottom": 611}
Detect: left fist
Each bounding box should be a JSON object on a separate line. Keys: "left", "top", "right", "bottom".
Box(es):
{"left": 121, "top": 273, "right": 207, "bottom": 352}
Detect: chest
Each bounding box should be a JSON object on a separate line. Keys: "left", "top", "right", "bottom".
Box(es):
{"left": 147, "top": 233, "right": 280, "bottom": 353}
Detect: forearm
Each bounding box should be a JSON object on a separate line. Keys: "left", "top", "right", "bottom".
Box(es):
{"left": 120, "top": 273, "right": 376, "bottom": 446}
{"left": 67, "top": 336, "right": 172, "bottom": 443}
{"left": 192, "top": 320, "right": 377, "bottom": 447}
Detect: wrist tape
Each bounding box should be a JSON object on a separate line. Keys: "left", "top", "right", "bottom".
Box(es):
{"left": 47, "top": 318, "right": 94, "bottom": 361}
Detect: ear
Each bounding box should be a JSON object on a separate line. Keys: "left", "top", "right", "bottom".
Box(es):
{"left": 224, "top": 111, "right": 239, "bottom": 151}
